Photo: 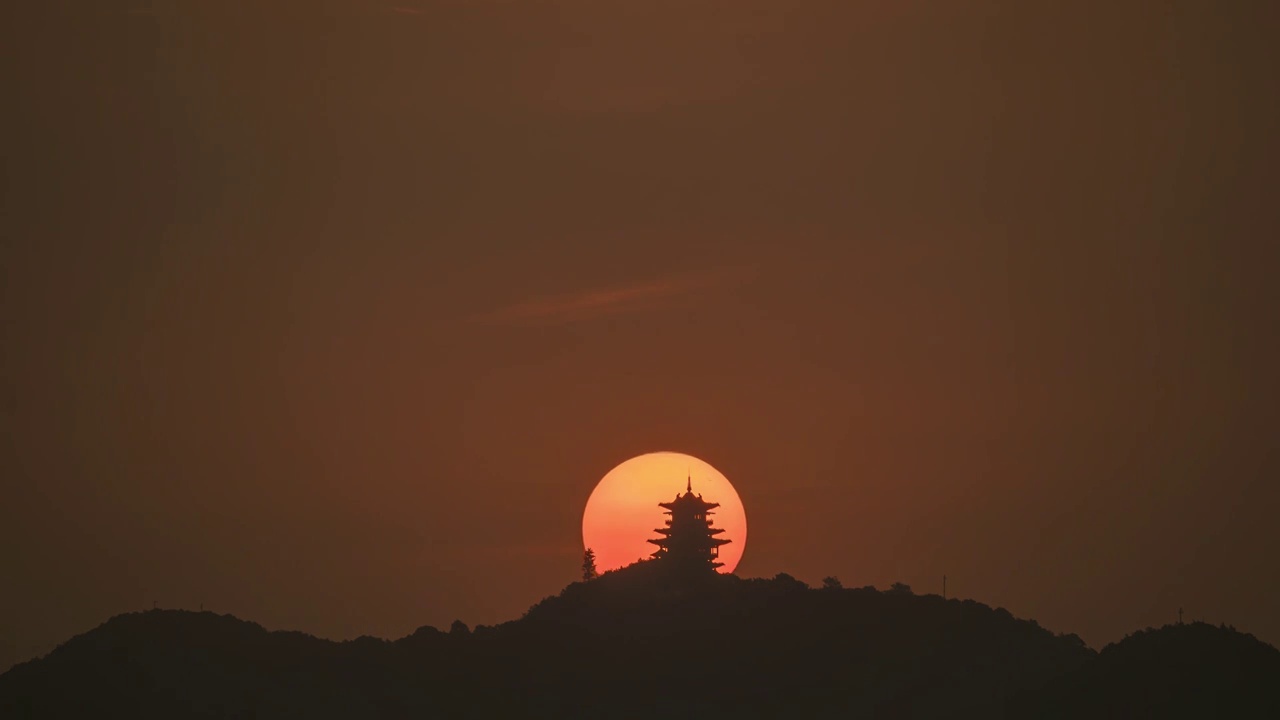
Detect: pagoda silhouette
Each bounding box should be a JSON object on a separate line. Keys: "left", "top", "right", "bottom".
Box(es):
{"left": 647, "top": 474, "right": 731, "bottom": 571}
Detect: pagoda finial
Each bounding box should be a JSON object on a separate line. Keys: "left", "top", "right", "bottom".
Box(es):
{"left": 687, "top": 470, "right": 692, "bottom": 494}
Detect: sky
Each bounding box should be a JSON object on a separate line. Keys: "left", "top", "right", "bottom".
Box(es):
{"left": 2, "top": 0, "right": 1277, "bottom": 671}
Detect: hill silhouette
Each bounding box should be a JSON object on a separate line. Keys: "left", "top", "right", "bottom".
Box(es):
{"left": 1023, "top": 620, "right": 1280, "bottom": 718}
{"left": 1, "top": 562, "right": 1275, "bottom": 718}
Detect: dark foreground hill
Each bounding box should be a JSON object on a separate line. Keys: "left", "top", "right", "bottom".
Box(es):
{"left": 1, "top": 563, "right": 1276, "bottom": 718}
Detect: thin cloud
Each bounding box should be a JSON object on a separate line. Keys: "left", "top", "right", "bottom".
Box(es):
{"left": 470, "top": 265, "right": 755, "bottom": 327}
{"left": 503, "top": 543, "right": 584, "bottom": 558}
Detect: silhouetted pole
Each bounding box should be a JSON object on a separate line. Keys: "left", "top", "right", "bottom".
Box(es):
{"left": 943, "top": 575, "right": 947, "bottom": 600}
{"left": 1178, "top": 607, "right": 1184, "bottom": 625}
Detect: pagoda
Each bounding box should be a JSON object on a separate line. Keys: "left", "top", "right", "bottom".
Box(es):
{"left": 647, "top": 475, "right": 731, "bottom": 571}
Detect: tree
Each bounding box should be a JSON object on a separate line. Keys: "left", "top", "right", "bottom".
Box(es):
{"left": 582, "top": 548, "right": 599, "bottom": 581}
{"left": 889, "top": 582, "right": 913, "bottom": 595}
{"left": 772, "top": 572, "right": 809, "bottom": 590}
{"left": 821, "top": 576, "right": 843, "bottom": 590}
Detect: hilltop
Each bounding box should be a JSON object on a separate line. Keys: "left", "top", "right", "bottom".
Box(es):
{"left": 1, "top": 563, "right": 1275, "bottom": 718}
{"left": 1025, "top": 619, "right": 1280, "bottom": 718}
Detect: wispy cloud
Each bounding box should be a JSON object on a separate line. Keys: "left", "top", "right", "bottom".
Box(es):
{"left": 386, "top": 6, "right": 426, "bottom": 16}
{"left": 501, "top": 543, "right": 584, "bottom": 559}
{"left": 469, "top": 265, "right": 755, "bottom": 327}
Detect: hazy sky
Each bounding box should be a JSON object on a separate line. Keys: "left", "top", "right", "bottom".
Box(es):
{"left": 3, "top": 1, "right": 1277, "bottom": 671}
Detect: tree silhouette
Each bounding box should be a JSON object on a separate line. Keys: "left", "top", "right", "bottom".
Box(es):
{"left": 582, "top": 548, "right": 598, "bottom": 581}
{"left": 822, "top": 576, "right": 843, "bottom": 590}
{"left": 889, "top": 582, "right": 913, "bottom": 594}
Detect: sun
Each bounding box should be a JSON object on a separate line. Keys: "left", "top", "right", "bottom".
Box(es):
{"left": 582, "top": 451, "right": 747, "bottom": 574}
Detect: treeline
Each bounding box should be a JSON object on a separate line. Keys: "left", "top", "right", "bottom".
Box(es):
{"left": 1, "top": 562, "right": 1275, "bottom": 718}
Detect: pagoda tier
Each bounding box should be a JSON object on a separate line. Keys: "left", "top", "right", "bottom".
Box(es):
{"left": 647, "top": 533, "right": 729, "bottom": 545}
{"left": 647, "top": 475, "right": 732, "bottom": 571}
{"left": 650, "top": 527, "right": 728, "bottom": 538}
{"left": 658, "top": 497, "right": 719, "bottom": 512}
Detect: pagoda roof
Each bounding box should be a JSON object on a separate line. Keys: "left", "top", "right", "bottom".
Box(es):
{"left": 647, "top": 536, "right": 731, "bottom": 547}
{"left": 658, "top": 493, "right": 721, "bottom": 511}
{"left": 657, "top": 474, "right": 724, "bottom": 511}
{"left": 650, "top": 526, "right": 727, "bottom": 536}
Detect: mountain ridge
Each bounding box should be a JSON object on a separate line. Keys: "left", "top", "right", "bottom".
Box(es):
{"left": 2, "top": 563, "right": 1275, "bottom": 718}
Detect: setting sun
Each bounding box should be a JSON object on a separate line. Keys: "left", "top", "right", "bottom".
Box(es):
{"left": 582, "top": 451, "right": 747, "bottom": 573}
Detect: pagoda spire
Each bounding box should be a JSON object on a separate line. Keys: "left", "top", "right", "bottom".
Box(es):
{"left": 687, "top": 470, "right": 692, "bottom": 494}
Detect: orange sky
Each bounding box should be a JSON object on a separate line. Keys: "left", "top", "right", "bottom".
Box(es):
{"left": 2, "top": 0, "right": 1278, "bottom": 671}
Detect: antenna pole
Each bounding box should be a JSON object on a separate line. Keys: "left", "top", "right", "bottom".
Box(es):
{"left": 943, "top": 574, "right": 947, "bottom": 600}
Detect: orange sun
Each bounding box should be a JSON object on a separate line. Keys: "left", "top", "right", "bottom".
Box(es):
{"left": 582, "top": 451, "right": 747, "bottom": 574}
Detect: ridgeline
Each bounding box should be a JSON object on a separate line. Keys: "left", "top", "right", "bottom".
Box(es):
{"left": 2, "top": 562, "right": 1276, "bottom": 718}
